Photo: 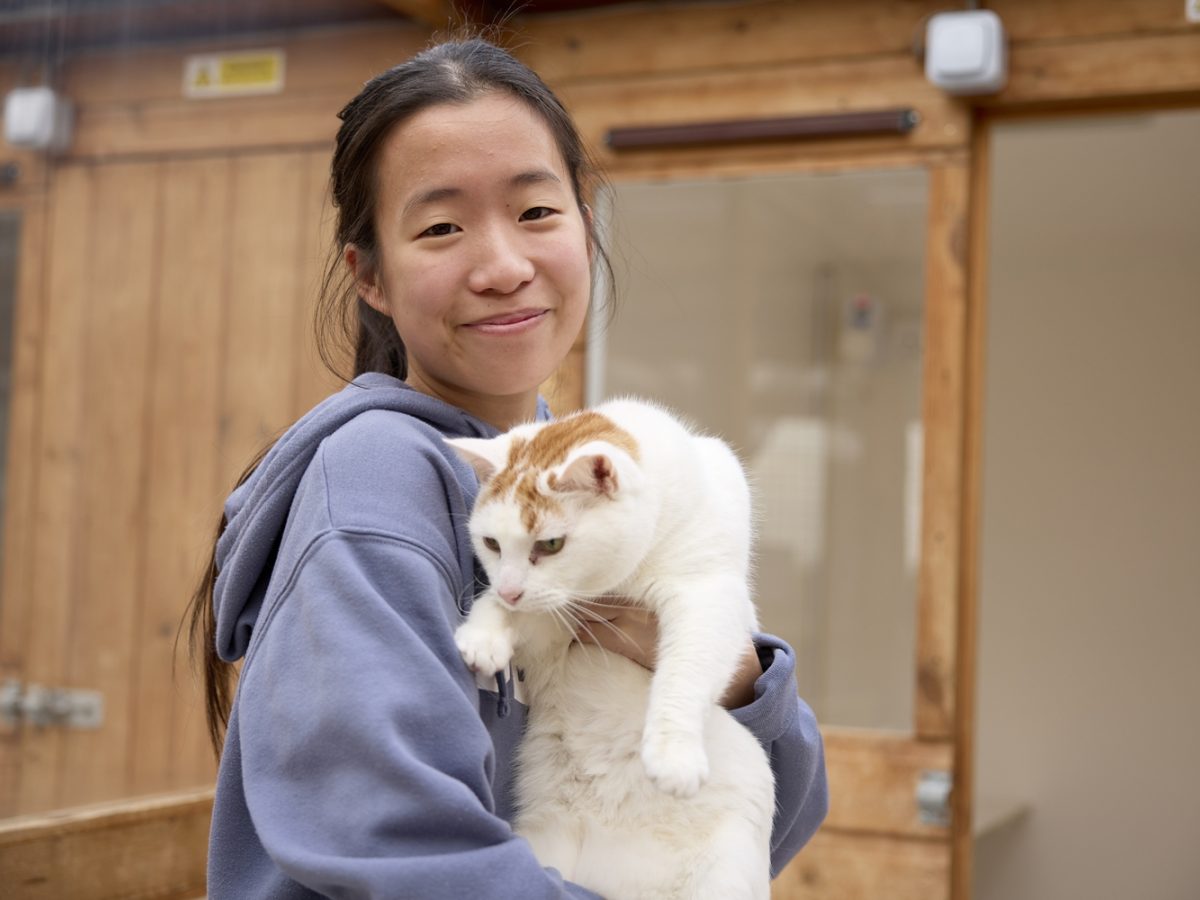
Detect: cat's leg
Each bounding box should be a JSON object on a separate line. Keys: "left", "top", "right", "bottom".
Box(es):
{"left": 683, "top": 810, "right": 772, "bottom": 900}
{"left": 518, "top": 821, "right": 582, "bottom": 881}
{"left": 641, "top": 574, "right": 753, "bottom": 797}
{"left": 688, "top": 848, "right": 770, "bottom": 900}
{"left": 454, "top": 590, "right": 518, "bottom": 676}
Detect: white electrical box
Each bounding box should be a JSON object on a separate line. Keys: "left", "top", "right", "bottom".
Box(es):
{"left": 4, "top": 86, "right": 73, "bottom": 152}
{"left": 925, "top": 10, "right": 1008, "bottom": 96}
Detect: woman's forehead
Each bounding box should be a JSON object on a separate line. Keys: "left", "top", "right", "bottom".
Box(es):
{"left": 379, "top": 95, "right": 569, "bottom": 200}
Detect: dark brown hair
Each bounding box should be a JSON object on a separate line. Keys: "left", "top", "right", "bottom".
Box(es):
{"left": 184, "top": 37, "right": 612, "bottom": 757}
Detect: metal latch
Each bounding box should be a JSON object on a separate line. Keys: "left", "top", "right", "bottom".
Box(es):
{"left": 1, "top": 678, "right": 104, "bottom": 729}
{"left": 917, "top": 769, "right": 953, "bottom": 827}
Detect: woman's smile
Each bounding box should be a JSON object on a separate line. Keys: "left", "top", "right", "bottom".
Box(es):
{"left": 463, "top": 307, "right": 551, "bottom": 335}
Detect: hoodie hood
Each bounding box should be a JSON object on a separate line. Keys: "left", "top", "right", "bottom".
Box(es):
{"left": 213, "top": 372, "right": 547, "bottom": 663}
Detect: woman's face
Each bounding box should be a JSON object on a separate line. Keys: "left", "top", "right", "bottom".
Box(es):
{"left": 348, "top": 93, "right": 592, "bottom": 428}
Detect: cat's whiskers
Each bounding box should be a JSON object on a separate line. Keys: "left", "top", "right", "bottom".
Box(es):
{"left": 561, "top": 597, "right": 640, "bottom": 655}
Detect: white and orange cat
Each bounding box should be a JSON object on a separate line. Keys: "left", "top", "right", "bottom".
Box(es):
{"left": 449, "top": 398, "right": 773, "bottom": 900}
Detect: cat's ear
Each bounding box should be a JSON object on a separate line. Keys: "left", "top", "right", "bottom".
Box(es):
{"left": 551, "top": 452, "right": 619, "bottom": 499}
{"left": 445, "top": 436, "right": 507, "bottom": 484}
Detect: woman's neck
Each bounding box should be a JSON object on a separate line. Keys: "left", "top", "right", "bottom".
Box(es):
{"left": 405, "top": 372, "right": 539, "bottom": 432}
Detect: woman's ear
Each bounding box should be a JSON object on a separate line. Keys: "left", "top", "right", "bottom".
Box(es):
{"left": 343, "top": 243, "right": 388, "bottom": 315}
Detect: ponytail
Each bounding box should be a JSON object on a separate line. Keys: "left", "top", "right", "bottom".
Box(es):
{"left": 179, "top": 442, "right": 271, "bottom": 758}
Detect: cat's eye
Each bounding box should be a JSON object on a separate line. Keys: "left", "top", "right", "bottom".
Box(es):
{"left": 534, "top": 537, "right": 565, "bottom": 555}
{"left": 482, "top": 537, "right": 500, "bottom": 553}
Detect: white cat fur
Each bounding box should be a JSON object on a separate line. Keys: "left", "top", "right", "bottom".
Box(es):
{"left": 449, "top": 398, "right": 774, "bottom": 899}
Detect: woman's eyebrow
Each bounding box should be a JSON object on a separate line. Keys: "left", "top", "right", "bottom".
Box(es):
{"left": 511, "top": 169, "right": 562, "bottom": 188}
{"left": 403, "top": 186, "right": 460, "bottom": 218}
{"left": 402, "top": 170, "right": 563, "bottom": 218}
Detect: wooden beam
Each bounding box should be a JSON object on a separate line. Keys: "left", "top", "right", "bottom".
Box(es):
{"left": 823, "top": 731, "right": 953, "bottom": 838}
{"left": 949, "top": 113, "right": 991, "bottom": 900}
{"left": 0, "top": 788, "right": 213, "bottom": 899}
{"left": 563, "top": 52, "right": 970, "bottom": 178}
{"left": 993, "top": 31, "right": 1200, "bottom": 108}
{"left": 373, "top": 0, "right": 458, "bottom": 29}
{"left": 773, "top": 828, "right": 949, "bottom": 900}
{"left": 915, "top": 161, "right": 970, "bottom": 740}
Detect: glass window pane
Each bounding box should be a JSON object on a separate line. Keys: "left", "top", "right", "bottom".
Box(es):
{"left": 600, "top": 170, "right": 927, "bottom": 731}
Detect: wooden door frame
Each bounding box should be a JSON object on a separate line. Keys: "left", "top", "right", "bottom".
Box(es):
{"left": 590, "top": 142, "right": 972, "bottom": 899}
{"left": 0, "top": 167, "right": 51, "bottom": 818}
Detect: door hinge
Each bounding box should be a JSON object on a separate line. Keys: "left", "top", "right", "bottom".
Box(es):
{"left": 1, "top": 678, "right": 104, "bottom": 729}
{"left": 917, "top": 769, "right": 953, "bottom": 827}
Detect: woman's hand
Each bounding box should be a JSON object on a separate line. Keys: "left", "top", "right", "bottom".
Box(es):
{"left": 572, "top": 599, "right": 762, "bottom": 709}
{"left": 573, "top": 598, "right": 658, "bottom": 669}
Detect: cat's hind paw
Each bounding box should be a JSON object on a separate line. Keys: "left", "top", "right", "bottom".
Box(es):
{"left": 641, "top": 728, "right": 709, "bottom": 798}
{"left": 455, "top": 619, "right": 515, "bottom": 677}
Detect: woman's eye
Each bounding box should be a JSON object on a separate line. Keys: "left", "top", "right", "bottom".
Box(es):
{"left": 519, "top": 207, "right": 555, "bottom": 222}
{"left": 483, "top": 537, "right": 500, "bottom": 553}
{"left": 420, "top": 222, "right": 459, "bottom": 238}
{"left": 534, "top": 537, "right": 565, "bottom": 555}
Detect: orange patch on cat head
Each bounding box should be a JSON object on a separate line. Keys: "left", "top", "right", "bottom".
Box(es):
{"left": 480, "top": 411, "right": 640, "bottom": 529}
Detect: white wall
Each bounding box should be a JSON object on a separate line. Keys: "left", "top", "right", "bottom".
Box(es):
{"left": 973, "top": 110, "right": 1200, "bottom": 900}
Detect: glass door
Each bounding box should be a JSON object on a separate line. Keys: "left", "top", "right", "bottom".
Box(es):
{"left": 596, "top": 160, "right": 972, "bottom": 899}
{"left": 599, "top": 169, "right": 927, "bottom": 732}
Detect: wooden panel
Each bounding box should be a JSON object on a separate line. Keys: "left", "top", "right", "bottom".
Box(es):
{"left": 48, "top": 1, "right": 1200, "bottom": 111}
{"left": 0, "top": 196, "right": 48, "bottom": 815}
{"left": 219, "top": 152, "right": 306, "bottom": 489}
{"left": 376, "top": 0, "right": 455, "bottom": 29}
{"left": 0, "top": 788, "right": 212, "bottom": 899}
{"left": 30, "top": 4, "right": 1200, "bottom": 163}
{"left": 915, "top": 163, "right": 969, "bottom": 739}
{"left": 519, "top": 0, "right": 1200, "bottom": 84}
{"left": 51, "top": 10, "right": 1200, "bottom": 163}
{"left": 61, "top": 23, "right": 428, "bottom": 106}
{"left": 991, "top": 0, "right": 1195, "bottom": 42}
{"left": 58, "top": 25, "right": 425, "bottom": 160}
{"left": 996, "top": 31, "right": 1200, "bottom": 108}
{"left": 518, "top": 1, "right": 948, "bottom": 82}
{"left": 59, "top": 162, "right": 160, "bottom": 807}
{"left": 605, "top": 147, "right": 969, "bottom": 187}
{"left": 822, "top": 730, "right": 951, "bottom": 838}
{"left": 67, "top": 93, "right": 343, "bottom": 160}
{"left": 772, "top": 828, "right": 949, "bottom": 900}
{"left": 563, "top": 53, "right": 971, "bottom": 178}
{"left": 18, "top": 165, "right": 94, "bottom": 814}
{"left": 63, "top": 50, "right": 968, "bottom": 163}
{"left": 131, "top": 156, "right": 231, "bottom": 797}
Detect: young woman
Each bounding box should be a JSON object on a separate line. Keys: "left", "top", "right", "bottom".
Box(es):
{"left": 190, "top": 38, "right": 828, "bottom": 898}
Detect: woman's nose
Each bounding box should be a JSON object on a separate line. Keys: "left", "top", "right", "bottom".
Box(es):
{"left": 467, "top": 228, "right": 535, "bottom": 295}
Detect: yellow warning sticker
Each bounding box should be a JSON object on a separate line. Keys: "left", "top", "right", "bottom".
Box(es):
{"left": 184, "top": 49, "right": 285, "bottom": 98}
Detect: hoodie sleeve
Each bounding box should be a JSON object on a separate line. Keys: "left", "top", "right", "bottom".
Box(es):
{"left": 729, "top": 633, "right": 829, "bottom": 877}
{"left": 230, "top": 438, "right": 601, "bottom": 898}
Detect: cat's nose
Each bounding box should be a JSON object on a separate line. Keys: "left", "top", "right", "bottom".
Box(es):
{"left": 498, "top": 587, "right": 524, "bottom": 606}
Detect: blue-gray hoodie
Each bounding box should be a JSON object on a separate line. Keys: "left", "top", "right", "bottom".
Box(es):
{"left": 208, "top": 372, "right": 828, "bottom": 899}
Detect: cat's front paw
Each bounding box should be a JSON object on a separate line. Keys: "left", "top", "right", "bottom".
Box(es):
{"left": 641, "top": 728, "right": 709, "bottom": 797}
{"left": 455, "top": 619, "right": 515, "bottom": 676}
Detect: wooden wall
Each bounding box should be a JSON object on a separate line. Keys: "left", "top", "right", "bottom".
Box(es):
{"left": 0, "top": 1, "right": 1197, "bottom": 897}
